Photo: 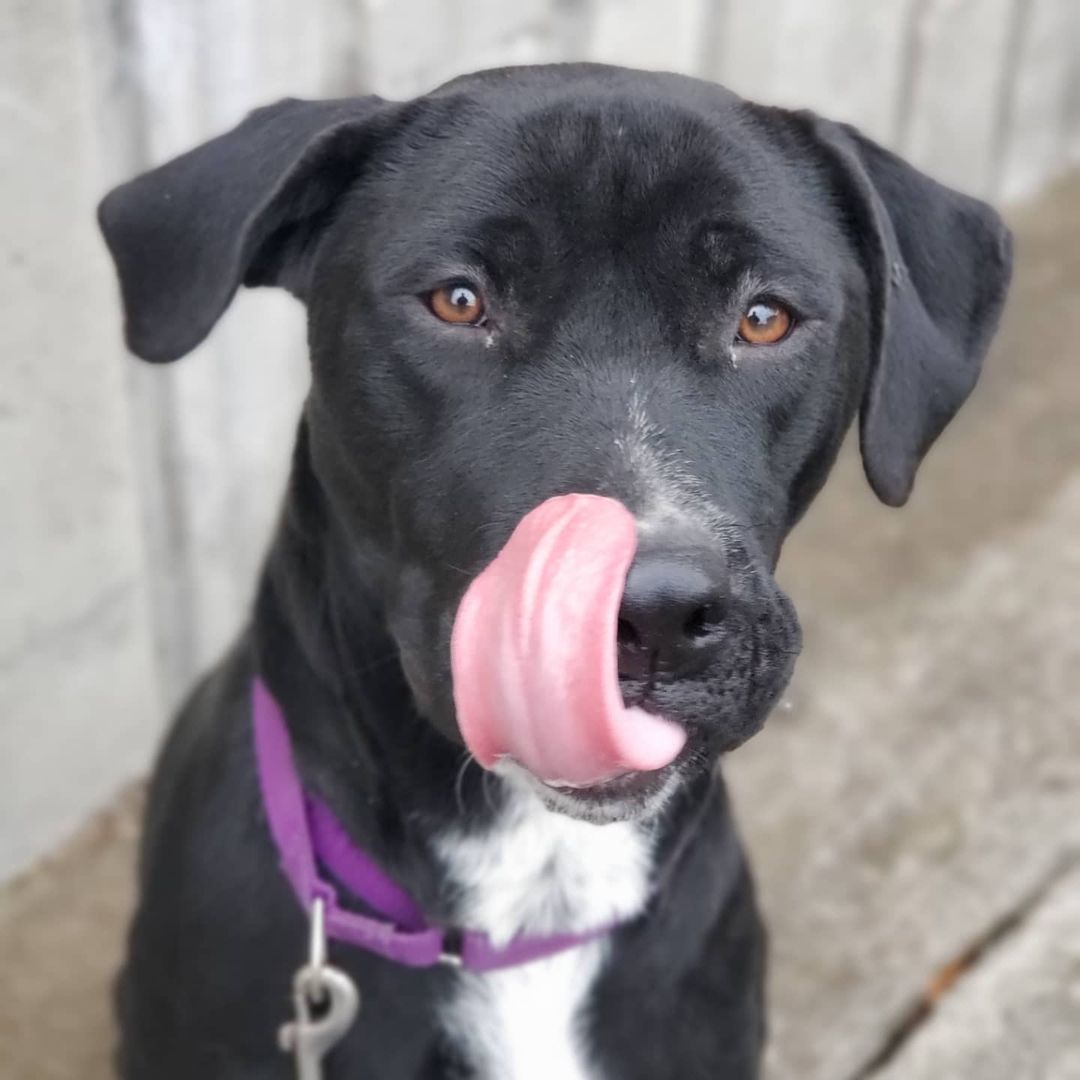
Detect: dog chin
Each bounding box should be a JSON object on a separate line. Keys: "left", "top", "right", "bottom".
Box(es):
{"left": 495, "top": 757, "right": 684, "bottom": 824}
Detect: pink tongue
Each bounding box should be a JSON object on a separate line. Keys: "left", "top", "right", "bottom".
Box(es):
{"left": 451, "top": 494, "right": 687, "bottom": 787}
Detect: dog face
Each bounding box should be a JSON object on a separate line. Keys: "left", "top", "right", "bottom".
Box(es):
{"left": 99, "top": 66, "right": 1011, "bottom": 821}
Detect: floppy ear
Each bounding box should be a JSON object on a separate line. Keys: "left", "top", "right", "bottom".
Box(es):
{"left": 98, "top": 95, "right": 391, "bottom": 363}
{"left": 807, "top": 118, "right": 1012, "bottom": 506}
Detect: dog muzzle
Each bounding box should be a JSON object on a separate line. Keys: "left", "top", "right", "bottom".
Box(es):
{"left": 451, "top": 493, "right": 687, "bottom": 788}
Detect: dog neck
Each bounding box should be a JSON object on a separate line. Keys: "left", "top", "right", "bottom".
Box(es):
{"left": 250, "top": 418, "right": 719, "bottom": 932}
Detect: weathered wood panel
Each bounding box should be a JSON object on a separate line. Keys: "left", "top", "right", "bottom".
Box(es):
{"left": 0, "top": 0, "right": 160, "bottom": 879}
{"left": 94, "top": 0, "right": 362, "bottom": 697}
{"left": 899, "top": 0, "right": 1020, "bottom": 196}
{"left": 588, "top": 0, "right": 710, "bottom": 72}
{"left": 997, "top": 0, "right": 1080, "bottom": 201}
{"left": 707, "top": 0, "right": 918, "bottom": 144}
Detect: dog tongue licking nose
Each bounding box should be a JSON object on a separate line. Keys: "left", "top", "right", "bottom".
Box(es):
{"left": 451, "top": 494, "right": 686, "bottom": 788}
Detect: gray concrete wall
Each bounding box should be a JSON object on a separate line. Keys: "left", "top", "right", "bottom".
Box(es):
{"left": 0, "top": 0, "right": 161, "bottom": 880}
{"left": 3, "top": 0, "right": 1079, "bottom": 881}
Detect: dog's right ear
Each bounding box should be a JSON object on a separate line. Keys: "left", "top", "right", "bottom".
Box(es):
{"left": 98, "top": 96, "right": 392, "bottom": 363}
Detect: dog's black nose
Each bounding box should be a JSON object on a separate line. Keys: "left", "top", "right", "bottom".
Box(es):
{"left": 617, "top": 550, "right": 728, "bottom": 679}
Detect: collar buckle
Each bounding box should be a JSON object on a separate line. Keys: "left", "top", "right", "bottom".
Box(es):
{"left": 438, "top": 928, "right": 464, "bottom": 967}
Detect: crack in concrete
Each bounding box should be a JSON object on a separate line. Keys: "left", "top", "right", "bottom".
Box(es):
{"left": 849, "top": 852, "right": 1080, "bottom": 1080}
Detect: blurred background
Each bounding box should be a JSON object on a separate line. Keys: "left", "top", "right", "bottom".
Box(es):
{"left": 2, "top": 1, "right": 1079, "bottom": 1078}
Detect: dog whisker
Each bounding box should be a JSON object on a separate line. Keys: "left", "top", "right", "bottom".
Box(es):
{"left": 479, "top": 767, "right": 500, "bottom": 815}
{"left": 454, "top": 751, "right": 478, "bottom": 816}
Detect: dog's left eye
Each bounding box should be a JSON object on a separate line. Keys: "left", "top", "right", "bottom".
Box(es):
{"left": 737, "top": 300, "right": 793, "bottom": 345}
{"left": 427, "top": 283, "right": 487, "bottom": 326}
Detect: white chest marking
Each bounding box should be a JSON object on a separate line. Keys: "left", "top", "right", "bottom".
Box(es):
{"left": 436, "top": 783, "right": 655, "bottom": 1080}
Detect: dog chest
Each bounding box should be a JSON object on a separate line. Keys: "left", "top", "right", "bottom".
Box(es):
{"left": 435, "top": 787, "right": 655, "bottom": 1078}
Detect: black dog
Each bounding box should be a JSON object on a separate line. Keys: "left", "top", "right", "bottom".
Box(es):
{"left": 99, "top": 64, "right": 1010, "bottom": 1079}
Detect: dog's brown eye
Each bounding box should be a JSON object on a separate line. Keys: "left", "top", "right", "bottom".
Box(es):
{"left": 428, "top": 284, "right": 486, "bottom": 326}
{"left": 737, "top": 301, "right": 793, "bottom": 345}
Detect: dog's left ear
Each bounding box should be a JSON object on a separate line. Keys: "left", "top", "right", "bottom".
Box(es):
{"left": 805, "top": 117, "right": 1013, "bottom": 506}
{"left": 98, "top": 96, "right": 394, "bottom": 363}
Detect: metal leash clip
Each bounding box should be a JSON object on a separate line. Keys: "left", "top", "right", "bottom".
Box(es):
{"left": 278, "top": 897, "right": 361, "bottom": 1080}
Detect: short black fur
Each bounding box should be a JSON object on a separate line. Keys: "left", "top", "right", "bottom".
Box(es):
{"left": 98, "top": 64, "right": 1011, "bottom": 1079}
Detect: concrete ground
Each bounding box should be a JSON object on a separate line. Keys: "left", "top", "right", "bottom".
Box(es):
{"left": 2, "top": 174, "right": 1079, "bottom": 1080}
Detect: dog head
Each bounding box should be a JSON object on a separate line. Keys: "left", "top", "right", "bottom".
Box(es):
{"left": 99, "top": 65, "right": 1011, "bottom": 821}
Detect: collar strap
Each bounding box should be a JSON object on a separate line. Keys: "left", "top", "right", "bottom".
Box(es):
{"left": 252, "top": 678, "right": 617, "bottom": 972}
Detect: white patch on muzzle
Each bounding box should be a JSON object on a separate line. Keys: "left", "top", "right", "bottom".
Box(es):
{"left": 616, "top": 387, "right": 729, "bottom": 540}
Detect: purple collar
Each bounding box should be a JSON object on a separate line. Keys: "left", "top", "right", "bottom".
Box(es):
{"left": 252, "top": 677, "right": 617, "bottom": 972}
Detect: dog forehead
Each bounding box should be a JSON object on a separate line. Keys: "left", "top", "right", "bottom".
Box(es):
{"left": 366, "top": 94, "right": 795, "bottom": 261}
{"left": 437, "top": 87, "right": 757, "bottom": 209}
{"left": 345, "top": 72, "right": 847, "bottom": 295}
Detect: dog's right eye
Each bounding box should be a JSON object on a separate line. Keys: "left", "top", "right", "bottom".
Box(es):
{"left": 427, "top": 284, "right": 487, "bottom": 326}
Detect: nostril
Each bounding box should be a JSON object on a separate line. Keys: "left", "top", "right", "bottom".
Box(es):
{"left": 622, "top": 548, "right": 730, "bottom": 673}
{"left": 682, "top": 600, "right": 725, "bottom": 640}
{"left": 617, "top": 618, "right": 642, "bottom": 649}
{"left": 618, "top": 547, "right": 730, "bottom": 675}
{"left": 617, "top": 616, "right": 652, "bottom": 682}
